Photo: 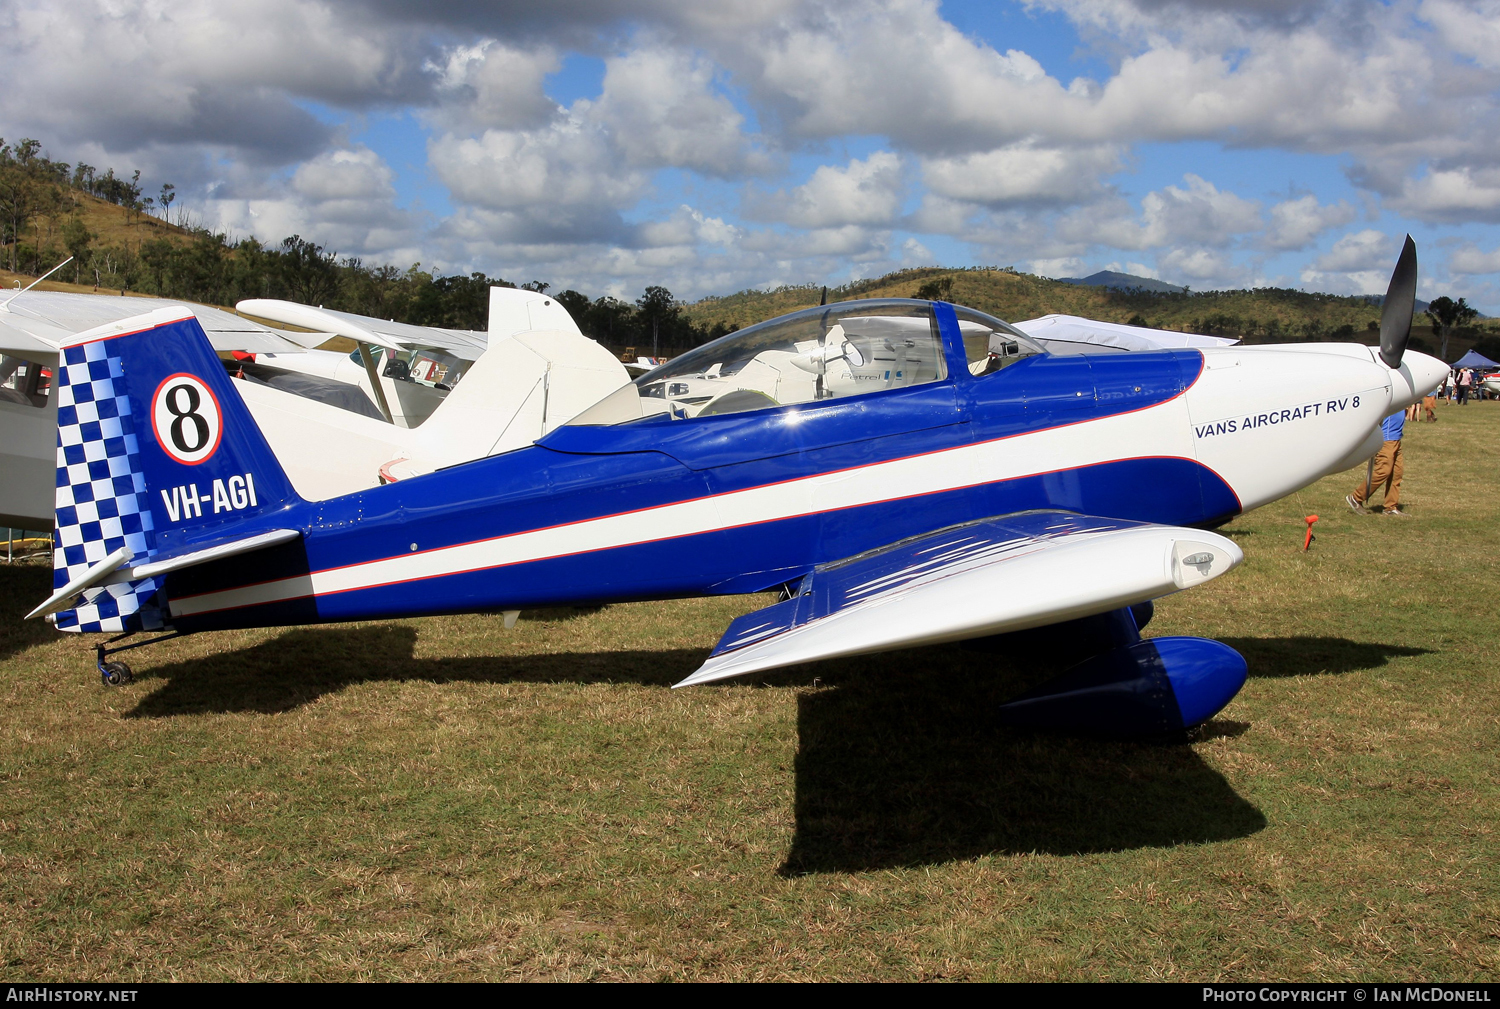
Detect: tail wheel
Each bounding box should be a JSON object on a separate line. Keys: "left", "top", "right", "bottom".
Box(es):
{"left": 100, "top": 661, "right": 133, "bottom": 687}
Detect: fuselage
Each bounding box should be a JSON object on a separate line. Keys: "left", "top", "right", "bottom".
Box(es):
{"left": 159, "top": 304, "right": 1442, "bottom": 634}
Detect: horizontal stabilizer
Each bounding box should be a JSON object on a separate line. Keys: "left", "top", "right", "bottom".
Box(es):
{"left": 676, "top": 511, "right": 1241, "bottom": 687}
{"left": 29, "top": 529, "right": 302, "bottom": 621}
{"left": 25, "top": 546, "right": 134, "bottom": 620}
{"left": 115, "top": 528, "right": 301, "bottom": 581}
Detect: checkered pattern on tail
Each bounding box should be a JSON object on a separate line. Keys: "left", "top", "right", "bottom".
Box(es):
{"left": 52, "top": 338, "right": 164, "bottom": 633}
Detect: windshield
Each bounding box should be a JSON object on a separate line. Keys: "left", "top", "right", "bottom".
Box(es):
{"left": 952, "top": 306, "right": 1045, "bottom": 376}
{"left": 348, "top": 346, "right": 470, "bottom": 390}
{"left": 569, "top": 299, "right": 950, "bottom": 425}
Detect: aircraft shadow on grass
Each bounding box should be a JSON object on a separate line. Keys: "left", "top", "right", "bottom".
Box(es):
{"left": 0, "top": 556, "right": 1429, "bottom": 872}
{"left": 0, "top": 564, "right": 61, "bottom": 662}
{"left": 779, "top": 659, "right": 1265, "bottom": 873}
{"left": 1223, "top": 637, "right": 1431, "bottom": 678}
{"left": 123, "top": 623, "right": 693, "bottom": 717}
{"left": 120, "top": 622, "right": 1278, "bottom": 870}
{"left": 777, "top": 635, "right": 1431, "bottom": 872}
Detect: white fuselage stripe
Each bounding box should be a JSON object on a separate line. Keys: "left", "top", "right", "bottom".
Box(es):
{"left": 170, "top": 393, "right": 1202, "bottom": 618}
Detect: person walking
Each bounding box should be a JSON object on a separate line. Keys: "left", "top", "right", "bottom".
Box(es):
{"left": 1458, "top": 367, "right": 1473, "bottom": 405}
{"left": 1347, "top": 410, "right": 1407, "bottom": 516}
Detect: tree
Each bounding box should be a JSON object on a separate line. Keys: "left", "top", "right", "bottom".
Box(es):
{"left": 0, "top": 171, "right": 42, "bottom": 271}
{"left": 277, "top": 235, "right": 339, "bottom": 307}
{"left": 61, "top": 217, "right": 93, "bottom": 282}
{"left": 636, "top": 285, "right": 680, "bottom": 356}
{"left": 914, "top": 277, "right": 953, "bottom": 301}
{"left": 582, "top": 296, "right": 635, "bottom": 346}
{"left": 159, "top": 183, "right": 175, "bottom": 225}
{"left": 555, "top": 289, "right": 591, "bottom": 326}
{"left": 71, "top": 163, "right": 95, "bottom": 193}
{"left": 430, "top": 272, "right": 500, "bottom": 330}
{"left": 1424, "top": 296, "right": 1478, "bottom": 361}
{"left": 0, "top": 149, "right": 62, "bottom": 273}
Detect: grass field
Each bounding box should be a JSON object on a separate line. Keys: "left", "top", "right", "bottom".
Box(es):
{"left": 0, "top": 403, "right": 1496, "bottom": 981}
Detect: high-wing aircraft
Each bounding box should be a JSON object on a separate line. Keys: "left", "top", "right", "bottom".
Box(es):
{"left": 0, "top": 292, "right": 316, "bottom": 528}
{"left": 25, "top": 240, "right": 1444, "bottom": 736}
{"left": 235, "top": 286, "right": 577, "bottom": 427}
{"left": 0, "top": 287, "right": 630, "bottom": 515}
{"left": 228, "top": 288, "right": 629, "bottom": 493}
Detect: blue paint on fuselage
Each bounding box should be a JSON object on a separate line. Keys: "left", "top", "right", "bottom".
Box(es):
{"left": 165, "top": 315, "right": 1237, "bottom": 632}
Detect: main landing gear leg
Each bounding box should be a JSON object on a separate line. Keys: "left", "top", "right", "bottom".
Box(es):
{"left": 93, "top": 630, "right": 184, "bottom": 687}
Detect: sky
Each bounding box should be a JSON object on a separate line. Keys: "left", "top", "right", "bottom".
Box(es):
{"left": 4, "top": 0, "right": 1500, "bottom": 309}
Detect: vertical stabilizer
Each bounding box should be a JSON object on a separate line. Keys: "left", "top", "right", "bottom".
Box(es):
{"left": 50, "top": 307, "right": 301, "bottom": 632}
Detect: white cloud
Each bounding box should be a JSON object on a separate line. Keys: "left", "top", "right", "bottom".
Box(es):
{"left": 425, "top": 116, "right": 648, "bottom": 247}
{"left": 1298, "top": 228, "right": 1396, "bottom": 294}
{"left": 1420, "top": 0, "right": 1500, "bottom": 71}
{"left": 1157, "top": 245, "right": 1242, "bottom": 285}
{"left": 636, "top": 205, "right": 742, "bottom": 248}
{"left": 1313, "top": 229, "right": 1393, "bottom": 272}
{"left": 1139, "top": 175, "right": 1262, "bottom": 247}
{"left": 1264, "top": 194, "right": 1356, "bottom": 250}
{"left": 1448, "top": 245, "right": 1500, "bottom": 275}
{"left": 1031, "top": 256, "right": 1087, "bottom": 277}
{"left": 742, "top": 224, "right": 888, "bottom": 258}
{"left": 922, "top": 143, "right": 1121, "bottom": 207}
{"left": 755, "top": 152, "right": 905, "bottom": 228}
{"left": 592, "top": 46, "right": 768, "bottom": 177}
{"left": 422, "top": 41, "right": 772, "bottom": 252}
{"left": 901, "top": 236, "right": 934, "bottom": 263}
{"left": 1042, "top": 177, "right": 1263, "bottom": 257}
{"left": 204, "top": 146, "right": 420, "bottom": 261}
{"left": 428, "top": 41, "right": 561, "bottom": 131}
{"left": 0, "top": 0, "right": 435, "bottom": 164}
{"left": 1386, "top": 167, "right": 1500, "bottom": 224}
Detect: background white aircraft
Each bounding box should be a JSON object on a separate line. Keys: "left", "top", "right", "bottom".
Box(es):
{"left": 0, "top": 292, "right": 316, "bottom": 528}
{"left": 235, "top": 298, "right": 489, "bottom": 428}
{"left": 0, "top": 286, "right": 630, "bottom": 524}
{"left": 232, "top": 287, "right": 630, "bottom": 492}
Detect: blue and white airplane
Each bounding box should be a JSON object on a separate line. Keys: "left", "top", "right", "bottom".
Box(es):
{"left": 26, "top": 240, "right": 1444, "bottom": 736}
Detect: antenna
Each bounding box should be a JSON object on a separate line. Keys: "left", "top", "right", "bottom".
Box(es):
{"left": 819, "top": 286, "right": 827, "bottom": 307}
{"left": 0, "top": 256, "right": 74, "bottom": 311}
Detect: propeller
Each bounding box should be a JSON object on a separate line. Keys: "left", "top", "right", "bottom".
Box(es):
{"left": 1378, "top": 235, "right": 1418, "bottom": 369}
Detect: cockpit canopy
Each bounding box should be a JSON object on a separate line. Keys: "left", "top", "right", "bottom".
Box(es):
{"left": 569, "top": 298, "right": 1042, "bottom": 426}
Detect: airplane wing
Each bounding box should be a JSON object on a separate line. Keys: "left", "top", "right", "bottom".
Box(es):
{"left": 675, "top": 510, "right": 1241, "bottom": 687}
{"left": 0, "top": 291, "right": 310, "bottom": 361}
{"left": 0, "top": 312, "right": 70, "bottom": 365}
{"left": 237, "top": 299, "right": 488, "bottom": 361}
{"left": 1012, "top": 314, "right": 1239, "bottom": 354}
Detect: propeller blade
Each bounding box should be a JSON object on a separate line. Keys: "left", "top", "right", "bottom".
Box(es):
{"left": 1379, "top": 235, "right": 1418, "bottom": 369}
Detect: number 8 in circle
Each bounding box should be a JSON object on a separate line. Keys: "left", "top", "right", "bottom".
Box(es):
{"left": 151, "top": 373, "right": 223, "bottom": 465}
